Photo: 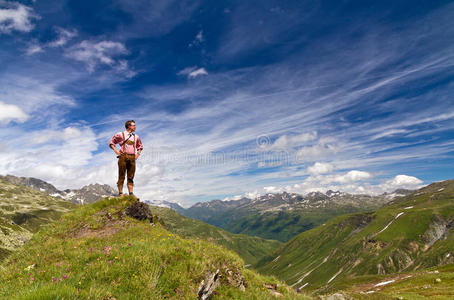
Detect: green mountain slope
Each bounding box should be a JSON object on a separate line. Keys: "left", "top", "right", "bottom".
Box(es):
{"left": 151, "top": 206, "right": 282, "bottom": 265}
{"left": 255, "top": 179, "right": 454, "bottom": 296}
{"left": 330, "top": 263, "right": 454, "bottom": 299}
{"left": 0, "top": 196, "right": 308, "bottom": 299}
{"left": 227, "top": 208, "right": 359, "bottom": 242}
{"left": 181, "top": 191, "right": 404, "bottom": 242}
{"left": 0, "top": 177, "right": 76, "bottom": 259}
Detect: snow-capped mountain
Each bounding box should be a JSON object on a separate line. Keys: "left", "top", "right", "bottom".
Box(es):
{"left": 144, "top": 199, "right": 184, "bottom": 211}
{"left": 1, "top": 175, "right": 116, "bottom": 205}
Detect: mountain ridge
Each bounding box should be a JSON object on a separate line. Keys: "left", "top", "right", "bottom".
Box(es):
{"left": 176, "top": 189, "right": 413, "bottom": 242}
{"left": 1, "top": 174, "right": 116, "bottom": 205}
{"left": 254, "top": 179, "right": 454, "bottom": 296}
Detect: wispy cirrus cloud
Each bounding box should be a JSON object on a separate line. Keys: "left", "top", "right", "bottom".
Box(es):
{"left": 48, "top": 27, "right": 78, "bottom": 48}
{"left": 25, "top": 27, "right": 78, "bottom": 55}
{"left": 177, "top": 66, "right": 208, "bottom": 79}
{"left": 1, "top": 0, "right": 453, "bottom": 207}
{"left": 65, "top": 40, "right": 135, "bottom": 76}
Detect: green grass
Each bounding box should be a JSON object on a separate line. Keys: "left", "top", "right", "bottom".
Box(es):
{"left": 151, "top": 206, "right": 282, "bottom": 265}
{"left": 0, "top": 196, "right": 309, "bottom": 299}
{"left": 227, "top": 209, "right": 357, "bottom": 242}
{"left": 331, "top": 264, "right": 454, "bottom": 299}
{"left": 254, "top": 179, "right": 454, "bottom": 297}
{"left": 0, "top": 178, "right": 76, "bottom": 258}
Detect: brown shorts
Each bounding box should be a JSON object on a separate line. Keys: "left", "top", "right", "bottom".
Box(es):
{"left": 117, "top": 153, "right": 136, "bottom": 187}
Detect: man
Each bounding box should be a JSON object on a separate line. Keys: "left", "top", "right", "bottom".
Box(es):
{"left": 109, "top": 120, "right": 143, "bottom": 198}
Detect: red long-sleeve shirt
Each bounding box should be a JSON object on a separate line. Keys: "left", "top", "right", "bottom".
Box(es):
{"left": 109, "top": 131, "right": 143, "bottom": 154}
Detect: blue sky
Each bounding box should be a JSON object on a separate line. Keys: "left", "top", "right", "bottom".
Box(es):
{"left": 0, "top": 0, "right": 453, "bottom": 206}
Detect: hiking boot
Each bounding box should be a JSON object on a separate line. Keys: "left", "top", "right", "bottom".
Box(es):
{"left": 129, "top": 193, "right": 140, "bottom": 201}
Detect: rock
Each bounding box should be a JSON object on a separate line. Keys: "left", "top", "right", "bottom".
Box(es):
{"left": 125, "top": 201, "right": 154, "bottom": 223}
{"left": 264, "top": 283, "right": 283, "bottom": 297}
{"left": 24, "top": 263, "right": 37, "bottom": 271}
{"left": 435, "top": 278, "right": 441, "bottom": 283}
{"left": 421, "top": 216, "right": 453, "bottom": 251}
{"left": 225, "top": 268, "right": 246, "bottom": 291}
{"left": 319, "top": 292, "right": 351, "bottom": 300}
{"left": 377, "top": 263, "right": 385, "bottom": 275}
{"left": 198, "top": 269, "right": 220, "bottom": 300}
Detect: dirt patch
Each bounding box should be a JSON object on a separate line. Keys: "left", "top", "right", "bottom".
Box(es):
{"left": 70, "top": 219, "right": 129, "bottom": 239}
{"left": 68, "top": 201, "right": 163, "bottom": 239}
{"left": 68, "top": 209, "right": 130, "bottom": 239}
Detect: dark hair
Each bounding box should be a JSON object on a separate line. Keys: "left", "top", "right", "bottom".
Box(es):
{"left": 125, "top": 120, "right": 135, "bottom": 129}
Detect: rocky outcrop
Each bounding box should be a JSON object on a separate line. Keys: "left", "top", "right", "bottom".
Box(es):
{"left": 125, "top": 201, "right": 154, "bottom": 222}
{"left": 197, "top": 265, "right": 247, "bottom": 299}
{"left": 421, "top": 215, "right": 453, "bottom": 251}
{"left": 197, "top": 269, "right": 220, "bottom": 300}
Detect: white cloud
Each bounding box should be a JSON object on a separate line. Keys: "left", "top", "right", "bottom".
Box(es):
{"left": 66, "top": 40, "right": 132, "bottom": 74}
{"left": 296, "top": 137, "right": 340, "bottom": 161}
{"left": 25, "top": 27, "right": 78, "bottom": 56}
{"left": 25, "top": 43, "right": 43, "bottom": 55}
{"left": 177, "top": 66, "right": 208, "bottom": 78}
{"left": 307, "top": 162, "right": 334, "bottom": 174}
{"left": 269, "top": 131, "right": 317, "bottom": 150}
{"left": 260, "top": 171, "right": 424, "bottom": 198}
{"left": 0, "top": 100, "right": 28, "bottom": 124}
{"left": 0, "top": 126, "right": 101, "bottom": 187}
{"left": 195, "top": 30, "right": 203, "bottom": 42}
{"left": 0, "top": 75, "right": 75, "bottom": 125}
{"left": 370, "top": 129, "right": 409, "bottom": 141}
{"left": 334, "top": 170, "right": 371, "bottom": 183}
{"left": 0, "top": 1, "right": 38, "bottom": 34}
{"left": 189, "top": 68, "right": 208, "bottom": 78}
{"left": 379, "top": 174, "right": 424, "bottom": 191}
{"left": 189, "top": 30, "right": 204, "bottom": 47}
{"left": 48, "top": 27, "right": 77, "bottom": 47}
{"left": 264, "top": 186, "right": 282, "bottom": 193}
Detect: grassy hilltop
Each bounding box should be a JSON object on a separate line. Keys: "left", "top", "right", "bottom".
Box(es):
{"left": 0, "top": 196, "right": 308, "bottom": 299}
{"left": 152, "top": 206, "right": 282, "bottom": 265}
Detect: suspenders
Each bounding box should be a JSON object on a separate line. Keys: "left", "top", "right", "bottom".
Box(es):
{"left": 120, "top": 131, "right": 136, "bottom": 154}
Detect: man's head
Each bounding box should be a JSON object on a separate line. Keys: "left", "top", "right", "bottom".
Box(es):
{"left": 125, "top": 120, "right": 136, "bottom": 131}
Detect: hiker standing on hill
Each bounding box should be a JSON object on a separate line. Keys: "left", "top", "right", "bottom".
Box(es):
{"left": 109, "top": 120, "right": 143, "bottom": 198}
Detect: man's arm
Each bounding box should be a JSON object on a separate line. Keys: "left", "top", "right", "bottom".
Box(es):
{"left": 135, "top": 136, "right": 143, "bottom": 159}
{"left": 109, "top": 133, "right": 122, "bottom": 156}
{"left": 110, "top": 144, "right": 121, "bottom": 156}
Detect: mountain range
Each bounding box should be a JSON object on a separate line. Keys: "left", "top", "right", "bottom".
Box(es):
{"left": 0, "top": 176, "right": 76, "bottom": 259}
{"left": 255, "top": 179, "right": 454, "bottom": 297}
{"left": 1, "top": 173, "right": 454, "bottom": 298}
{"left": 1, "top": 174, "right": 117, "bottom": 205}
{"left": 174, "top": 189, "right": 413, "bottom": 242}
